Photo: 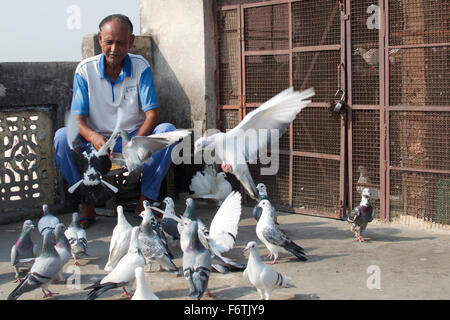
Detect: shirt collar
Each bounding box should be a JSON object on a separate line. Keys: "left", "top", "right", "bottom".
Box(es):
{"left": 99, "top": 53, "right": 133, "bottom": 80}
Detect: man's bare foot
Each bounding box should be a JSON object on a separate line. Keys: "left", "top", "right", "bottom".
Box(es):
{"left": 79, "top": 203, "right": 96, "bottom": 229}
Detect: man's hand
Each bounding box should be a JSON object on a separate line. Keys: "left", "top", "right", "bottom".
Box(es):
{"left": 89, "top": 132, "right": 108, "bottom": 151}
{"left": 75, "top": 115, "right": 107, "bottom": 151}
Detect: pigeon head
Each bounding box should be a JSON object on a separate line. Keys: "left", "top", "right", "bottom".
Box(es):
{"left": 42, "top": 204, "right": 50, "bottom": 216}
{"left": 256, "top": 183, "right": 267, "bottom": 197}
{"left": 354, "top": 47, "right": 366, "bottom": 56}
{"left": 54, "top": 223, "right": 67, "bottom": 238}
{"left": 362, "top": 188, "right": 371, "bottom": 199}
{"left": 143, "top": 200, "right": 151, "bottom": 209}
{"left": 163, "top": 197, "right": 174, "bottom": 207}
{"left": 71, "top": 212, "right": 81, "bottom": 228}
{"left": 183, "top": 198, "right": 196, "bottom": 220}
{"left": 22, "top": 219, "right": 35, "bottom": 232}
{"left": 217, "top": 172, "right": 227, "bottom": 179}
{"left": 121, "top": 130, "right": 132, "bottom": 143}
{"left": 243, "top": 241, "right": 257, "bottom": 252}
{"left": 257, "top": 199, "right": 271, "bottom": 209}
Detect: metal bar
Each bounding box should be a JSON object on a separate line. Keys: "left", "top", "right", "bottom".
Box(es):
{"left": 338, "top": 0, "right": 347, "bottom": 218}
{"left": 386, "top": 106, "right": 450, "bottom": 112}
{"left": 387, "top": 42, "right": 450, "bottom": 49}
{"left": 288, "top": 1, "right": 293, "bottom": 208}
{"left": 385, "top": 0, "right": 391, "bottom": 223}
{"left": 244, "top": 49, "right": 291, "bottom": 56}
{"left": 219, "top": 105, "right": 241, "bottom": 110}
{"left": 350, "top": 105, "right": 383, "bottom": 110}
{"left": 379, "top": 0, "right": 387, "bottom": 222}
{"left": 242, "top": 0, "right": 295, "bottom": 9}
{"left": 292, "top": 151, "right": 340, "bottom": 161}
{"left": 389, "top": 166, "right": 450, "bottom": 175}
{"left": 292, "top": 44, "right": 341, "bottom": 52}
{"left": 346, "top": 0, "right": 354, "bottom": 213}
{"left": 239, "top": 4, "right": 244, "bottom": 123}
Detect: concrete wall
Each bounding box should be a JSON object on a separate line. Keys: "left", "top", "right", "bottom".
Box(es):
{"left": 140, "top": 0, "right": 217, "bottom": 131}
{"left": 0, "top": 62, "right": 78, "bottom": 223}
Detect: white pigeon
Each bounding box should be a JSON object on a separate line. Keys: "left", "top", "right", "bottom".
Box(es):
{"left": 243, "top": 241, "right": 295, "bottom": 300}
{"left": 38, "top": 204, "right": 60, "bottom": 235}
{"left": 193, "top": 172, "right": 233, "bottom": 206}
{"left": 8, "top": 231, "right": 63, "bottom": 300}
{"left": 256, "top": 200, "right": 307, "bottom": 264}
{"left": 85, "top": 226, "right": 145, "bottom": 299}
{"left": 104, "top": 205, "right": 133, "bottom": 272}
{"left": 131, "top": 266, "right": 159, "bottom": 300}
{"left": 121, "top": 128, "right": 192, "bottom": 178}
{"left": 194, "top": 87, "right": 315, "bottom": 200}
{"left": 53, "top": 223, "right": 72, "bottom": 283}
{"left": 10, "top": 220, "right": 38, "bottom": 282}
{"left": 189, "top": 164, "right": 217, "bottom": 198}
{"left": 64, "top": 212, "right": 88, "bottom": 265}
{"left": 179, "top": 193, "right": 246, "bottom": 273}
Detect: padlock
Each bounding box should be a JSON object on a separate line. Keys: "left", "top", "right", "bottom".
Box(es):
{"left": 331, "top": 89, "right": 346, "bottom": 113}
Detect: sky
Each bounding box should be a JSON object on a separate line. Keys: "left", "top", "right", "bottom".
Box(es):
{"left": 0, "top": 0, "right": 140, "bottom": 62}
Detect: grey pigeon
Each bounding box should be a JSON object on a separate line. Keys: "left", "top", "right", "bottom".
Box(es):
{"left": 38, "top": 204, "right": 60, "bottom": 235}
{"left": 256, "top": 200, "right": 307, "bottom": 264}
{"left": 131, "top": 266, "right": 159, "bottom": 300}
{"left": 194, "top": 87, "right": 315, "bottom": 200}
{"left": 179, "top": 196, "right": 246, "bottom": 273}
{"left": 85, "top": 226, "right": 145, "bottom": 299}
{"left": 53, "top": 223, "right": 71, "bottom": 282}
{"left": 354, "top": 47, "right": 401, "bottom": 67}
{"left": 65, "top": 111, "right": 121, "bottom": 206}
{"left": 347, "top": 187, "right": 375, "bottom": 242}
{"left": 10, "top": 220, "right": 38, "bottom": 281}
{"left": 151, "top": 197, "right": 182, "bottom": 247}
{"left": 138, "top": 205, "right": 178, "bottom": 274}
{"left": 243, "top": 241, "right": 295, "bottom": 300}
{"left": 181, "top": 219, "right": 212, "bottom": 299}
{"left": 64, "top": 212, "right": 88, "bottom": 265}
{"left": 8, "top": 231, "right": 63, "bottom": 300}
{"left": 104, "top": 205, "right": 132, "bottom": 272}
{"left": 121, "top": 128, "right": 191, "bottom": 179}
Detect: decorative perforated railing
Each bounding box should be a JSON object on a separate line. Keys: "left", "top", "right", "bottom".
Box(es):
{"left": 0, "top": 106, "right": 57, "bottom": 213}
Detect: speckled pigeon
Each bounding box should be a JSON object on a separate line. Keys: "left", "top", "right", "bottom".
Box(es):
{"left": 138, "top": 205, "right": 178, "bottom": 274}
{"left": 256, "top": 200, "right": 307, "bottom": 264}
{"left": 64, "top": 212, "right": 88, "bottom": 265}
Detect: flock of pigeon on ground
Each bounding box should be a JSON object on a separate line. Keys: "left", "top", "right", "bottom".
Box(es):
{"left": 8, "top": 87, "right": 375, "bottom": 300}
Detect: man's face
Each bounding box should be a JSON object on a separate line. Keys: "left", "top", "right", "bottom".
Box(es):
{"left": 97, "top": 19, "right": 135, "bottom": 68}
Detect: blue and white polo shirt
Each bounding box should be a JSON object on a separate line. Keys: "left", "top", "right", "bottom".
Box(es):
{"left": 71, "top": 53, "right": 159, "bottom": 136}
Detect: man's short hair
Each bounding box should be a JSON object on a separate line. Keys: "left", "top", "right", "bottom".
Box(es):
{"left": 99, "top": 14, "right": 133, "bottom": 34}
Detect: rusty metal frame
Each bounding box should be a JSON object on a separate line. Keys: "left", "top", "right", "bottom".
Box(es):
{"left": 384, "top": 0, "right": 450, "bottom": 223}
{"left": 217, "top": 0, "right": 347, "bottom": 219}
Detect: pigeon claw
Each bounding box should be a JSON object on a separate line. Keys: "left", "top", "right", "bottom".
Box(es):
{"left": 221, "top": 164, "right": 232, "bottom": 173}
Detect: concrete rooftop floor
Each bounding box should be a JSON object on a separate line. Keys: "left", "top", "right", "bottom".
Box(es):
{"left": 1, "top": 198, "right": 449, "bottom": 301}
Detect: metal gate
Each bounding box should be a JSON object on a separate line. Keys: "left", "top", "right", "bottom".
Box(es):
{"left": 216, "top": 0, "right": 346, "bottom": 219}
{"left": 215, "top": 0, "right": 450, "bottom": 223}
{"left": 348, "top": 0, "right": 450, "bottom": 224}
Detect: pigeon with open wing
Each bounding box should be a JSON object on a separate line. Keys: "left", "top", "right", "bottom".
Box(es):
{"left": 194, "top": 87, "right": 314, "bottom": 200}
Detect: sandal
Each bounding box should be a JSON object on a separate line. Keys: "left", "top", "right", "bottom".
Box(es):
{"left": 79, "top": 217, "right": 97, "bottom": 229}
